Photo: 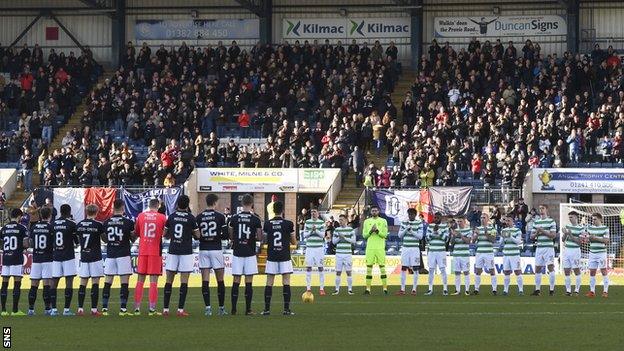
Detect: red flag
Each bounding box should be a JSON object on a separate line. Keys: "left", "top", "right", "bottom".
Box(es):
{"left": 85, "top": 187, "right": 117, "bottom": 221}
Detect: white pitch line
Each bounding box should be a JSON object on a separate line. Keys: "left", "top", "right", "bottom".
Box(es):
{"left": 337, "top": 311, "right": 624, "bottom": 316}
{"left": 310, "top": 300, "right": 624, "bottom": 305}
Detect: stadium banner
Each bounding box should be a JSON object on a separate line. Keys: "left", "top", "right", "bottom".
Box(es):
{"left": 433, "top": 15, "right": 567, "bottom": 38}
{"left": 282, "top": 17, "right": 411, "bottom": 39}
{"left": 197, "top": 168, "right": 299, "bottom": 193}
{"left": 532, "top": 168, "right": 624, "bottom": 194}
{"left": 429, "top": 186, "right": 472, "bottom": 216}
{"left": 51, "top": 187, "right": 117, "bottom": 222}
{"left": 134, "top": 19, "right": 260, "bottom": 40}
{"left": 371, "top": 189, "right": 431, "bottom": 225}
{"left": 298, "top": 168, "right": 341, "bottom": 193}
{"left": 122, "top": 187, "right": 183, "bottom": 218}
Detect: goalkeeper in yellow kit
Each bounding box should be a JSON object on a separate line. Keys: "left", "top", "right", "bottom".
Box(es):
{"left": 362, "top": 205, "right": 389, "bottom": 295}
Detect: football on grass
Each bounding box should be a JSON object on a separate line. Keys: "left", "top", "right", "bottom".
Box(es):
{"left": 302, "top": 291, "right": 315, "bottom": 303}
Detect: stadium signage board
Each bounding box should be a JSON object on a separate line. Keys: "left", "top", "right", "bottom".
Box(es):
{"left": 197, "top": 168, "right": 299, "bottom": 193}
{"left": 298, "top": 169, "right": 341, "bottom": 193}
{"left": 532, "top": 168, "right": 624, "bottom": 194}
{"left": 135, "top": 19, "right": 259, "bottom": 40}
{"left": 434, "top": 15, "right": 566, "bottom": 38}
{"left": 283, "top": 18, "right": 411, "bottom": 39}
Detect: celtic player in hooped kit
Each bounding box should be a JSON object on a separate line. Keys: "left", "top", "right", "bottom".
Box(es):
{"left": 531, "top": 205, "right": 557, "bottom": 296}
{"left": 262, "top": 201, "right": 297, "bottom": 316}
{"left": 472, "top": 213, "right": 498, "bottom": 295}
{"left": 0, "top": 209, "right": 29, "bottom": 316}
{"left": 561, "top": 211, "right": 583, "bottom": 296}
{"left": 425, "top": 213, "right": 449, "bottom": 296}
{"left": 163, "top": 195, "right": 200, "bottom": 316}
{"left": 303, "top": 208, "right": 327, "bottom": 295}
{"left": 450, "top": 217, "right": 472, "bottom": 296}
{"left": 332, "top": 214, "right": 356, "bottom": 295}
{"left": 397, "top": 208, "right": 423, "bottom": 295}
{"left": 102, "top": 199, "right": 137, "bottom": 315}
{"left": 586, "top": 213, "right": 610, "bottom": 298}
{"left": 500, "top": 215, "right": 524, "bottom": 296}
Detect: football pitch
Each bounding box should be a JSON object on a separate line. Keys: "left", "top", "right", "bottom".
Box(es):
{"left": 3, "top": 283, "right": 623, "bottom": 351}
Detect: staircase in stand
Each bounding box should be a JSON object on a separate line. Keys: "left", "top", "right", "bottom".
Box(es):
{"left": 328, "top": 69, "right": 417, "bottom": 215}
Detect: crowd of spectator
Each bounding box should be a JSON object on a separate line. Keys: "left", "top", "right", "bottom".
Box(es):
{"left": 59, "top": 38, "right": 401, "bottom": 187}
{"left": 365, "top": 39, "right": 624, "bottom": 189}
{"left": 0, "top": 43, "right": 101, "bottom": 192}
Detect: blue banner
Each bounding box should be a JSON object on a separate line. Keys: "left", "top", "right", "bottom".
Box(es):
{"left": 135, "top": 19, "right": 259, "bottom": 40}
{"left": 122, "top": 187, "right": 182, "bottom": 219}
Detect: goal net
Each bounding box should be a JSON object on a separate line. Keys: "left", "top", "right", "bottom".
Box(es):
{"left": 559, "top": 203, "right": 624, "bottom": 271}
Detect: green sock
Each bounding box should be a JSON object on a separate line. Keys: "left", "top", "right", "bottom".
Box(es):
{"left": 366, "top": 266, "right": 373, "bottom": 290}
{"left": 380, "top": 266, "right": 388, "bottom": 290}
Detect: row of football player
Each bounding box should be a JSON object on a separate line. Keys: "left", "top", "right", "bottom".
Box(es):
{"left": 0, "top": 194, "right": 303, "bottom": 316}
{"left": 300, "top": 205, "right": 611, "bottom": 298}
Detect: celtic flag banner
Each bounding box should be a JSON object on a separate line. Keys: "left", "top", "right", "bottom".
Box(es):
{"left": 371, "top": 189, "right": 431, "bottom": 225}
{"left": 371, "top": 187, "right": 472, "bottom": 224}
{"left": 429, "top": 187, "right": 473, "bottom": 216}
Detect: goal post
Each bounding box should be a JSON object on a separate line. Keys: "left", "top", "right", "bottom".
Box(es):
{"left": 559, "top": 203, "right": 624, "bottom": 271}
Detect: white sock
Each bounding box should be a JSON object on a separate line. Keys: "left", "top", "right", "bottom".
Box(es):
{"left": 564, "top": 275, "right": 571, "bottom": 293}
{"left": 503, "top": 275, "right": 510, "bottom": 293}
{"left": 535, "top": 273, "right": 542, "bottom": 290}
{"left": 306, "top": 270, "right": 312, "bottom": 290}
{"left": 347, "top": 275, "right": 353, "bottom": 291}
{"left": 575, "top": 275, "right": 581, "bottom": 293}
{"left": 548, "top": 271, "right": 555, "bottom": 291}
{"left": 464, "top": 274, "right": 470, "bottom": 292}
{"left": 590, "top": 275, "right": 596, "bottom": 293}
{"left": 412, "top": 272, "right": 419, "bottom": 292}
{"left": 475, "top": 274, "right": 481, "bottom": 291}
{"left": 517, "top": 274, "right": 524, "bottom": 293}
{"left": 491, "top": 274, "right": 497, "bottom": 292}
{"left": 335, "top": 275, "right": 341, "bottom": 292}
{"left": 455, "top": 274, "right": 461, "bottom": 292}
{"left": 441, "top": 271, "right": 448, "bottom": 291}
{"left": 400, "top": 270, "right": 407, "bottom": 291}
{"left": 428, "top": 270, "right": 434, "bottom": 291}
{"left": 603, "top": 275, "right": 609, "bottom": 293}
{"left": 319, "top": 270, "right": 325, "bottom": 290}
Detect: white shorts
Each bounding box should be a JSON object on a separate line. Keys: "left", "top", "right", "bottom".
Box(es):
{"left": 475, "top": 253, "right": 494, "bottom": 270}
{"left": 30, "top": 262, "right": 53, "bottom": 280}
{"left": 427, "top": 251, "right": 447, "bottom": 270}
{"left": 53, "top": 259, "right": 77, "bottom": 278}
{"left": 588, "top": 252, "right": 608, "bottom": 270}
{"left": 104, "top": 256, "right": 133, "bottom": 276}
{"left": 198, "top": 250, "right": 225, "bottom": 270}
{"left": 79, "top": 260, "right": 104, "bottom": 278}
{"left": 232, "top": 256, "right": 258, "bottom": 276}
{"left": 1, "top": 264, "right": 23, "bottom": 277}
{"left": 401, "top": 247, "right": 421, "bottom": 267}
{"left": 562, "top": 248, "right": 581, "bottom": 269}
{"left": 165, "top": 254, "right": 194, "bottom": 273}
{"left": 453, "top": 256, "right": 470, "bottom": 272}
{"left": 305, "top": 247, "right": 325, "bottom": 267}
{"left": 335, "top": 254, "right": 353, "bottom": 272}
{"left": 503, "top": 256, "right": 521, "bottom": 271}
{"left": 535, "top": 247, "right": 555, "bottom": 267}
{"left": 265, "top": 260, "right": 293, "bottom": 275}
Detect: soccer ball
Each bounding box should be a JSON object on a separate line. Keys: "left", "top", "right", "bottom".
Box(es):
{"left": 302, "top": 291, "right": 314, "bottom": 304}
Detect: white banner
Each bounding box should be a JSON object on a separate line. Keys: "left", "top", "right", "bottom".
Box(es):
{"left": 283, "top": 17, "right": 410, "bottom": 39}
{"left": 532, "top": 168, "right": 624, "bottom": 194}
{"left": 434, "top": 15, "right": 566, "bottom": 38}
{"left": 196, "top": 168, "right": 298, "bottom": 193}
{"left": 298, "top": 168, "right": 341, "bottom": 193}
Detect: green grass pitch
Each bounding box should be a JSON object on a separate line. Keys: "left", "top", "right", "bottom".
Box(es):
{"left": 2, "top": 285, "right": 623, "bottom": 351}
